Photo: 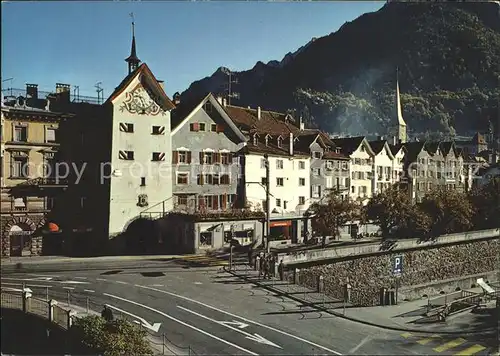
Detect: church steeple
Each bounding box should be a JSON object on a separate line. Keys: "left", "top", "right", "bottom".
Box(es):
{"left": 125, "top": 13, "right": 141, "bottom": 74}
{"left": 395, "top": 67, "right": 407, "bottom": 143}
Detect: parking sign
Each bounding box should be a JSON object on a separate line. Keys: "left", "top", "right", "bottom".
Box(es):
{"left": 393, "top": 255, "right": 403, "bottom": 275}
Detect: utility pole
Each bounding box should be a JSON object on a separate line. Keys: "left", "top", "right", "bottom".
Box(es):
{"left": 264, "top": 154, "right": 271, "bottom": 254}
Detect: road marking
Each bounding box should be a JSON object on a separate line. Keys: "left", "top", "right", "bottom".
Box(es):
{"left": 96, "top": 278, "right": 108, "bottom": 282}
{"left": 84, "top": 289, "right": 95, "bottom": 293}
{"left": 2, "top": 277, "right": 53, "bottom": 282}
{"left": 417, "top": 334, "right": 441, "bottom": 345}
{"left": 454, "top": 344, "right": 486, "bottom": 355}
{"left": 1, "top": 282, "right": 52, "bottom": 288}
{"left": 135, "top": 284, "right": 342, "bottom": 355}
{"left": 61, "top": 280, "right": 91, "bottom": 285}
{"left": 74, "top": 277, "right": 88, "bottom": 280}
{"left": 178, "top": 306, "right": 281, "bottom": 349}
{"left": 221, "top": 321, "right": 249, "bottom": 329}
{"left": 150, "top": 284, "right": 164, "bottom": 287}
{"left": 62, "top": 287, "right": 75, "bottom": 290}
{"left": 103, "top": 293, "right": 258, "bottom": 355}
{"left": 194, "top": 282, "right": 203, "bottom": 285}
{"left": 115, "top": 280, "right": 129, "bottom": 285}
{"left": 28, "top": 274, "right": 60, "bottom": 278}
{"left": 433, "top": 338, "right": 467, "bottom": 353}
{"left": 348, "top": 335, "right": 371, "bottom": 354}
{"left": 401, "top": 332, "right": 412, "bottom": 338}
{"left": 104, "top": 304, "right": 162, "bottom": 332}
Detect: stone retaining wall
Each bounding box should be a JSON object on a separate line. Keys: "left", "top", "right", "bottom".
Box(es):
{"left": 294, "top": 239, "right": 499, "bottom": 306}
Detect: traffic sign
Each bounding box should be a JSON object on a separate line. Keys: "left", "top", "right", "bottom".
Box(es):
{"left": 393, "top": 255, "right": 403, "bottom": 275}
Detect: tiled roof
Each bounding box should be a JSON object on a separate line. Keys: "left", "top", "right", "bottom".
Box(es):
{"left": 323, "top": 151, "right": 350, "bottom": 160}
{"left": 389, "top": 143, "right": 403, "bottom": 156}
{"left": 440, "top": 141, "right": 455, "bottom": 156}
{"left": 332, "top": 136, "right": 365, "bottom": 156}
{"left": 170, "top": 92, "right": 210, "bottom": 130}
{"left": 368, "top": 140, "right": 387, "bottom": 155}
{"left": 424, "top": 141, "right": 440, "bottom": 155}
{"left": 403, "top": 141, "right": 426, "bottom": 161}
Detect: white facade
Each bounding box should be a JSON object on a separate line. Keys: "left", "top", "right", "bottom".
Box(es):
{"left": 372, "top": 143, "right": 395, "bottom": 194}
{"left": 392, "top": 146, "right": 405, "bottom": 185}
{"left": 107, "top": 75, "right": 173, "bottom": 236}
{"left": 348, "top": 142, "right": 373, "bottom": 203}
{"left": 244, "top": 153, "right": 311, "bottom": 214}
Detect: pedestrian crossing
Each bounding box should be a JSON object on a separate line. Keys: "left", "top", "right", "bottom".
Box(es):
{"left": 400, "top": 332, "right": 489, "bottom": 355}
{"left": 173, "top": 254, "right": 229, "bottom": 267}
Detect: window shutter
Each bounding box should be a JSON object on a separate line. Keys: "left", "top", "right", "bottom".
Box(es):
{"left": 215, "top": 153, "right": 221, "bottom": 164}
{"left": 213, "top": 196, "right": 219, "bottom": 210}
{"left": 198, "top": 195, "right": 204, "bottom": 209}
{"left": 199, "top": 174, "right": 204, "bottom": 185}
{"left": 187, "top": 151, "right": 192, "bottom": 163}
{"left": 193, "top": 123, "right": 199, "bottom": 132}
{"left": 172, "top": 151, "right": 178, "bottom": 164}
{"left": 199, "top": 152, "right": 204, "bottom": 164}
{"left": 228, "top": 153, "right": 233, "bottom": 164}
{"left": 221, "top": 194, "right": 227, "bottom": 210}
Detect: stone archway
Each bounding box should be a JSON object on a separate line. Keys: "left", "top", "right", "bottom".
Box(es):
{"left": 3, "top": 216, "right": 36, "bottom": 257}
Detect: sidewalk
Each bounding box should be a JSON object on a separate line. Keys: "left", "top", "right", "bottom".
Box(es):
{"left": 1, "top": 254, "right": 193, "bottom": 265}
{"left": 227, "top": 265, "right": 497, "bottom": 335}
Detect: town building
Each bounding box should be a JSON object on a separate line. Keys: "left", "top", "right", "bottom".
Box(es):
{"left": 454, "top": 133, "right": 489, "bottom": 156}
{"left": 333, "top": 136, "right": 375, "bottom": 204}
{"left": 169, "top": 93, "right": 247, "bottom": 214}
{"left": 1, "top": 89, "right": 72, "bottom": 257}
{"left": 369, "top": 139, "right": 398, "bottom": 194}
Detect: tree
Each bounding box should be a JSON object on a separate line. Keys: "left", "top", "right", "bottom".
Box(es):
{"left": 468, "top": 177, "right": 500, "bottom": 229}
{"left": 364, "top": 184, "right": 431, "bottom": 238}
{"left": 306, "top": 190, "right": 361, "bottom": 246}
{"left": 419, "top": 187, "right": 475, "bottom": 237}
{"left": 70, "top": 315, "right": 153, "bottom": 356}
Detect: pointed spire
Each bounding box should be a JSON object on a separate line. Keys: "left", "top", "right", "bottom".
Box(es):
{"left": 393, "top": 67, "right": 407, "bottom": 144}
{"left": 125, "top": 12, "right": 141, "bottom": 74}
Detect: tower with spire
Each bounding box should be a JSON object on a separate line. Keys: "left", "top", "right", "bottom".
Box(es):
{"left": 394, "top": 67, "right": 407, "bottom": 144}
{"left": 125, "top": 13, "right": 141, "bottom": 74}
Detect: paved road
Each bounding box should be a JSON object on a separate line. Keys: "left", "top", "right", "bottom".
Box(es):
{"left": 2, "top": 259, "right": 496, "bottom": 355}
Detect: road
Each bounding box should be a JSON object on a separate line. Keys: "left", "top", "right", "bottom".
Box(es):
{"left": 1, "top": 258, "right": 496, "bottom": 355}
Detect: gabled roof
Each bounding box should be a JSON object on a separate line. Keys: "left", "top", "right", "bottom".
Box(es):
{"left": 403, "top": 141, "right": 426, "bottom": 161}
{"left": 332, "top": 136, "right": 374, "bottom": 156}
{"left": 424, "top": 141, "right": 441, "bottom": 156}
{"left": 369, "top": 139, "right": 395, "bottom": 159}
{"left": 106, "top": 63, "right": 175, "bottom": 111}
{"left": 170, "top": 93, "right": 247, "bottom": 143}
{"left": 389, "top": 143, "right": 404, "bottom": 156}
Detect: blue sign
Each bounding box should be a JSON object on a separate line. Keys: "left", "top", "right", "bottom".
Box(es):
{"left": 393, "top": 255, "right": 403, "bottom": 275}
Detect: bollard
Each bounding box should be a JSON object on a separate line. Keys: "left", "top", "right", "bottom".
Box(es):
{"left": 317, "top": 275, "right": 324, "bottom": 293}
{"left": 22, "top": 289, "right": 32, "bottom": 313}
{"left": 49, "top": 300, "right": 57, "bottom": 322}
{"left": 67, "top": 310, "right": 77, "bottom": 329}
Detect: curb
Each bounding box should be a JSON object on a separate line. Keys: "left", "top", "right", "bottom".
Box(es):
{"left": 225, "top": 268, "right": 496, "bottom": 336}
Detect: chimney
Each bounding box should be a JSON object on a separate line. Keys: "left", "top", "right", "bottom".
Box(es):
{"left": 393, "top": 136, "right": 397, "bottom": 145}
{"left": 216, "top": 96, "right": 223, "bottom": 105}
{"left": 173, "top": 92, "right": 181, "bottom": 105}
{"left": 257, "top": 106, "right": 261, "bottom": 120}
{"left": 222, "top": 98, "right": 227, "bottom": 107}
{"left": 299, "top": 116, "right": 305, "bottom": 131}
{"left": 378, "top": 136, "right": 384, "bottom": 141}
{"left": 55, "top": 83, "right": 70, "bottom": 102}
{"left": 289, "top": 132, "right": 294, "bottom": 156}
{"left": 26, "top": 84, "right": 38, "bottom": 99}
{"left": 157, "top": 80, "right": 165, "bottom": 91}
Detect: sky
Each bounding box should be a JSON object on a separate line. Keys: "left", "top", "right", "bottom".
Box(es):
{"left": 1, "top": 1, "right": 383, "bottom": 99}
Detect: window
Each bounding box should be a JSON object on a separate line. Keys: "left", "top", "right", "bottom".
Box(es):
{"left": 276, "top": 177, "right": 284, "bottom": 186}
{"left": 11, "top": 157, "right": 28, "bottom": 178}
{"left": 199, "top": 123, "right": 206, "bottom": 131}
{"left": 178, "top": 151, "right": 188, "bottom": 163}
{"left": 220, "top": 174, "right": 230, "bottom": 185}
{"left": 261, "top": 177, "right": 267, "bottom": 185}
{"left": 140, "top": 177, "right": 146, "bottom": 186}
{"left": 204, "top": 174, "right": 214, "bottom": 185}
{"left": 253, "top": 135, "right": 259, "bottom": 146}
{"left": 44, "top": 158, "right": 56, "bottom": 178}
{"left": 200, "top": 152, "right": 214, "bottom": 164}
{"left": 360, "top": 145, "right": 365, "bottom": 152}
{"left": 203, "top": 102, "right": 213, "bottom": 113}
{"left": 200, "top": 232, "right": 213, "bottom": 246}
{"left": 177, "top": 195, "right": 188, "bottom": 205}
{"left": 152, "top": 126, "right": 165, "bottom": 135}
{"left": 14, "top": 126, "right": 27, "bottom": 142}
{"left": 276, "top": 198, "right": 281, "bottom": 207}
{"left": 211, "top": 124, "right": 217, "bottom": 132}
{"left": 351, "top": 186, "right": 355, "bottom": 193}
{"left": 177, "top": 173, "right": 188, "bottom": 184}
{"left": 197, "top": 174, "right": 204, "bottom": 185}
{"left": 119, "top": 150, "right": 134, "bottom": 160}
{"left": 46, "top": 197, "right": 55, "bottom": 210}
{"left": 277, "top": 137, "right": 283, "bottom": 148}
{"left": 119, "top": 123, "right": 134, "bottom": 133}
{"left": 299, "top": 161, "right": 305, "bottom": 169}
{"left": 261, "top": 158, "right": 266, "bottom": 169}
{"left": 152, "top": 152, "right": 165, "bottom": 161}
{"left": 299, "top": 196, "right": 306, "bottom": 205}
{"left": 313, "top": 168, "right": 321, "bottom": 176}
{"left": 283, "top": 201, "right": 288, "bottom": 210}
{"left": 312, "top": 185, "right": 321, "bottom": 198}
{"left": 220, "top": 153, "right": 230, "bottom": 165}
{"left": 313, "top": 151, "right": 321, "bottom": 159}
{"left": 299, "top": 178, "right": 306, "bottom": 186}
{"left": 190, "top": 123, "right": 199, "bottom": 132}
{"left": 14, "top": 197, "right": 27, "bottom": 210}
{"left": 46, "top": 128, "right": 56, "bottom": 143}
{"left": 276, "top": 160, "right": 284, "bottom": 169}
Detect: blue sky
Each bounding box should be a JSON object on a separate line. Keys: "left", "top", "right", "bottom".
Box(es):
{"left": 1, "top": 1, "right": 383, "bottom": 98}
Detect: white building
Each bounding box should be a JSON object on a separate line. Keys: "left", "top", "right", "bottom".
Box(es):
{"left": 333, "top": 136, "right": 374, "bottom": 204}
{"left": 370, "top": 139, "right": 404, "bottom": 194}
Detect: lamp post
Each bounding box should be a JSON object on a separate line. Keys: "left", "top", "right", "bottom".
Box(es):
{"left": 264, "top": 154, "right": 271, "bottom": 254}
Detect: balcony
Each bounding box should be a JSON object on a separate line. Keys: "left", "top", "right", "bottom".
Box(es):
{"left": 169, "top": 207, "right": 265, "bottom": 221}
{"left": 8, "top": 177, "right": 69, "bottom": 194}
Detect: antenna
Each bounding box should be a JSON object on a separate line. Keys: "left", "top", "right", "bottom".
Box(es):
{"left": 95, "top": 82, "right": 104, "bottom": 104}
{"left": 220, "top": 68, "right": 240, "bottom": 105}
{"left": 73, "top": 85, "right": 80, "bottom": 102}
{"left": 129, "top": 12, "right": 135, "bottom": 36}
{"left": 2, "top": 78, "right": 14, "bottom": 97}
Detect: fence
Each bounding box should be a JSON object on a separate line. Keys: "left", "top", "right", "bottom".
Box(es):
{"left": 0, "top": 288, "right": 197, "bottom": 356}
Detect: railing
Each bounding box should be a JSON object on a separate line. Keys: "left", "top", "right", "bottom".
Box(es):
{"left": 2, "top": 88, "right": 103, "bottom": 105}
{"left": 1, "top": 287, "right": 197, "bottom": 355}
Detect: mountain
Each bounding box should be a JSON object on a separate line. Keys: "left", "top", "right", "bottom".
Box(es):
{"left": 180, "top": 1, "right": 500, "bottom": 139}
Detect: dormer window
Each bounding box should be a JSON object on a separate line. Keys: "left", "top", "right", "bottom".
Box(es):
{"left": 335, "top": 147, "right": 341, "bottom": 154}
{"left": 253, "top": 134, "right": 259, "bottom": 146}
{"left": 277, "top": 136, "right": 283, "bottom": 148}
{"left": 265, "top": 135, "right": 271, "bottom": 146}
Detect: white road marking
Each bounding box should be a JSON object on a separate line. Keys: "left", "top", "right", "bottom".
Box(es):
{"left": 348, "top": 335, "right": 371, "bottom": 354}
{"left": 115, "top": 281, "right": 129, "bottom": 285}
{"left": 135, "top": 284, "right": 342, "bottom": 355}
{"left": 103, "top": 293, "right": 259, "bottom": 356}
{"left": 150, "top": 284, "right": 164, "bottom": 287}
{"left": 221, "top": 321, "right": 249, "bottom": 329}
{"left": 2, "top": 277, "right": 53, "bottom": 282}
{"left": 61, "top": 280, "right": 91, "bottom": 285}
{"left": 104, "top": 304, "right": 162, "bottom": 332}
{"left": 1, "top": 282, "right": 52, "bottom": 288}
{"left": 28, "top": 274, "right": 60, "bottom": 278}
{"left": 194, "top": 282, "right": 203, "bottom": 285}
{"left": 84, "top": 289, "right": 95, "bottom": 293}
{"left": 178, "top": 306, "right": 281, "bottom": 349}
{"left": 62, "top": 287, "right": 75, "bottom": 290}
{"left": 74, "top": 276, "right": 88, "bottom": 280}
{"left": 96, "top": 278, "right": 108, "bottom": 282}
